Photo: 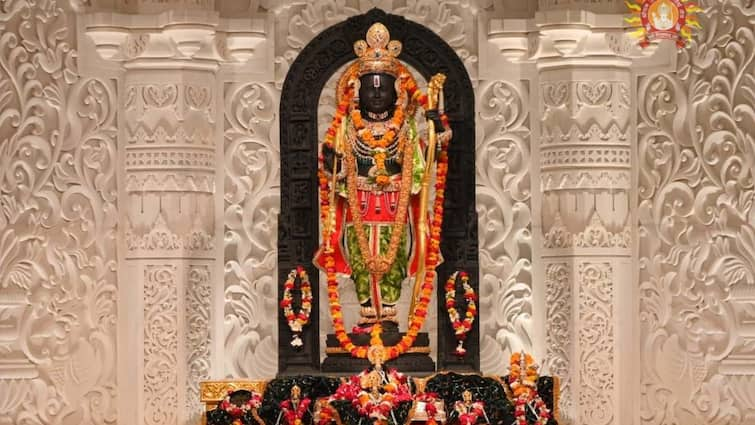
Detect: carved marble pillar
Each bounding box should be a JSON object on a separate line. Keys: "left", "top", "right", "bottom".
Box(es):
{"left": 81, "top": 6, "right": 263, "bottom": 424}
{"left": 534, "top": 9, "right": 635, "bottom": 425}
{"left": 122, "top": 66, "right": 217, "bottom": 425}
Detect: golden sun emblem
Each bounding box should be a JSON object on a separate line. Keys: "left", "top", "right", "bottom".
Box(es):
{"left": 625, "top": 0, "right": 702, "bottom": 48}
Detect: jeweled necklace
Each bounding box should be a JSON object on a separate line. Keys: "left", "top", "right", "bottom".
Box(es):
{"left": 350, "top": 105, "right": 405, "bottom": 183}
{"left": 367, "top": 110, "right": 389, "bottom": 120}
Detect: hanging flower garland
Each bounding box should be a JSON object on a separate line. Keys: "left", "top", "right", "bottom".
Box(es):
{"left": 508, "top": 352, "right": 552, "bottom": 425}
{"left": 219, "top": 389, "right": 263, "bottom": 425}
{"left": 444, "top": 271, "right": 477, "bottom": 356}
{"left": 279, "top": 266, "right": 312, "bottom": 348}
{"left": 318, "top": 73, "right": 450, "bottom": 361}
{"left": 280, "top": 397, "right": 312, "bottom": 425}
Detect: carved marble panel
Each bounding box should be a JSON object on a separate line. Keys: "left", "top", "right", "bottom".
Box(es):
{"left": 638, "top": 1, "right": 755, "bottom": 423}
{"left": 475, "top": 79, "right": 533, "bottom": 374}
{"left": 544, "top": 263, "right": 572, "bottom": 424}
{"left": 143, "top": 265, "right": 178, "bottom": 425}
{"left": 273, "top": 0, "right": 480, "bottom": 86}
{"left": 0, "top": 0, "right": 118, "bottom": 423}
{"left": 539, "top": 78, "right": 632, "bottom": 250}
{"left": 123, "top": 82, "right": 216, "bottom": 259}
{"left": 577, "top": 262, "right": 614, "bottom": 425}
{"left": 186, "top": 266, "right": 212, "bottom": 417}
{"left": 223, "top": 82, "right": 280, "bottom": 379}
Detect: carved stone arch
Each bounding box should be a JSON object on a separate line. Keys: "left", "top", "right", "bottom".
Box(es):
{"left": 278, "top": 8, "right": 478, "bottom": 374}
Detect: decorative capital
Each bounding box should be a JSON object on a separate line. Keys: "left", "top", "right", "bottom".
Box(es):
{"left": 82, "top": 10, "right": 266, "bottom": 66}
{"left": 485, "top": 9, "right": 672, "bottom": 69}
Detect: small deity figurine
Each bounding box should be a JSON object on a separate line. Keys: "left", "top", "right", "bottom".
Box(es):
{"left": 452, "top": 390, "right": 486, "bottom": 425}
{"left": 314, "top": 22, "right": 451, "bottom": 329}
{"left": 329, "top": 346, "right": 413, "bottom": 424}
{"left": 277, "top": 384, "right": 312, "bottom": 425}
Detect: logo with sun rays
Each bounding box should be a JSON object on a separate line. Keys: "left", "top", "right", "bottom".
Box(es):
{"left": 625, "top": 0, "right": 701, "bottom": 48}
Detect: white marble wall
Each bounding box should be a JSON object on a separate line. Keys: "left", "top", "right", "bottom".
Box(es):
{"left": 637, "top": 1, "right": 755, "bottom": 423}
{"left": 0, "top": 0, "right": 753, "bottom": 424}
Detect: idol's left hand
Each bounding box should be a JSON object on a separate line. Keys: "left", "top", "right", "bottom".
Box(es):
{"left": 424, "top": 109, "right": 446, "bottom": 133}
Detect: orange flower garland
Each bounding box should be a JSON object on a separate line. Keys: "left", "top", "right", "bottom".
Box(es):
{"left": 280, "top": 266, "right": 313, "bottom": 348}
{"left": 445, "top": 271, "right": 477, "bottom": 356}
{"left": 318, "top": 83, "right": 450, "bottom": 359}
{"left": 508, "top": 352, "right": 552, "bottom": 425}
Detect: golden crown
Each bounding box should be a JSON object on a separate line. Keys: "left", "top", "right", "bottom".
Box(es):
{"left": 353, "top": 23, "right": 403, "bottom": 77}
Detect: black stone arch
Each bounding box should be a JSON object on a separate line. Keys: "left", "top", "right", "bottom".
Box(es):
{"left": 277, "top": 8, "right": 478, "bottom": 374}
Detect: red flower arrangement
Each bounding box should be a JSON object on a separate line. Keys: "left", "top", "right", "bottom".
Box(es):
{"left": 219, "top": 389, "right": 262, "bottom": 420}
{"left": 445, "top": 271, "right": 477, "bottom": 356}
{"left": 327, "top": 368, "right": 412, "bottom": 423}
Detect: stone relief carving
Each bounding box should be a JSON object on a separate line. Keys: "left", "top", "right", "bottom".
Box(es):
{"left": 540, "top": 77, "right": 632, "bottom": 251}
{"left": 123, "top": 81, "right": 216, "bottom": 258}
{"left": 475, "top": 79, "right": 533, "bottom": 374}
{"left": 273, "top": 0, "right": 479, "bottom": 86}
{"left": 544, "top": 263, "right": 573, "bottom": 425}
{"left": 143, "top": 265, "right": 178, "bottom": 425}
{"left": 0, "top": 0, "right": 117, "bottom": 423}
{"left": 577, "top": 262, "right": 614, "bottom": 425}
{"left": 223, "top": 82, "right": 280, "bottom": 379}
{"left": 393, "top": 1, "right": 479, "bottom": 81}
{"left": 541, "top": 80, "right": 630, "bottom": 141}
{"left": 638, "top": 1, "right": 755, "bottom": 423}
{"left": 125, "top": 213, "right": 214, "bottom": 253}
{"left": 543, "top": 210, "right": 630, "bottom": 249}
{"left": 186, "top": 266, "right": 212, "bottom": 417}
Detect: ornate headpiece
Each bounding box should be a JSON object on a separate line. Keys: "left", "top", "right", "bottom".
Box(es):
{"left": 353, "top": 23, "right": 403, "bottom": 77}
{"left": 334, "top": 22, "right": 416, "bottom": 110}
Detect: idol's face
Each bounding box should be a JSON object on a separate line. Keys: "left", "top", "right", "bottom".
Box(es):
{"left": 359, "top": 73, "right": 397, "bottom": 116}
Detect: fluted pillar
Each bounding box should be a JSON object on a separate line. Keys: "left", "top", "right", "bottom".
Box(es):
{"left": 534, "top": 8, "right": 636, "bottom": 425}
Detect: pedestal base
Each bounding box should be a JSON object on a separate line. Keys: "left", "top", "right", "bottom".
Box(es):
{"left": 321, "top": 332, "right": 436, "bottom": 374}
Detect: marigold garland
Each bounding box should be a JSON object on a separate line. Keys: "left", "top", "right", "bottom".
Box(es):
{"left": 279, "top": 266, "right": 312, "bottom": 348}
{"left": 445, "top": 271, "right": 477, "bottom": 356}
{"left": 508, "top": 352, "right": 552, "bottom": 425}
{"left": 350, "top": 102, "right": 406, "bottom": 184}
